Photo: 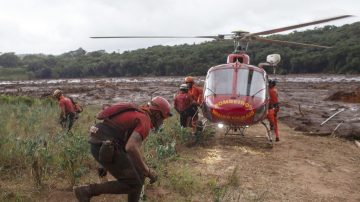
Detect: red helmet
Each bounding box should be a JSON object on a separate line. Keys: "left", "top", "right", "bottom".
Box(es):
{"left": 184, "top": 76, "right": 194, "bottom": 83}
{"left": 149, "top": 96, "right": 172, "bottom": 118}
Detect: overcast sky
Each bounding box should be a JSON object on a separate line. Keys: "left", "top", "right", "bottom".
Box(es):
{"left": 0, "top": 0, "right": 358, "bottom": 55}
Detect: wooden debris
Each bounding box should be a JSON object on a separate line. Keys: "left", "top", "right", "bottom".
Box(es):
{"left": 320, "top": 108, "right": 346, "bottom": 126}
{"left": 331, "top": 121, "right": 344, "bottom": 137}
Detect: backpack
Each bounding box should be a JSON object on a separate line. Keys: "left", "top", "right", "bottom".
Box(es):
{"left": 97, "top": 102, "right": 140, "bottom": 120}
{"left": 94, "top": 103, "right": 142, "bottom": 148}
{"left": 69, "top": 96, "right": 83, "bottom": 113}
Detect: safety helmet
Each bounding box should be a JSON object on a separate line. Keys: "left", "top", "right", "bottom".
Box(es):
{"left": 179, "top": 84, "right": 189, "bottom": 91}
{"left": 149, "top": 96, "right": 172, "bottom": 118}
{"left": 268, "top": 79, "right": 277, "bottom": 86}
{"left": 53, "top": 89, "right": 62, "bottom": 98}
{"left": 184, "top": 76, "right": 194, "bottom": 83}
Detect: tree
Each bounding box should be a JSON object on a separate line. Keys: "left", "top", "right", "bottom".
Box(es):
{"left": 0, "top": 52, "right": 20, "bottom": 68}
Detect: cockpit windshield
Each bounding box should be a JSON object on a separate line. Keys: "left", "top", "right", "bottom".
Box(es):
{"left": 204, "top": 67, "right": 266, "bottom": 100}
{"left": 204, "top": 68, "right": 233, "bottom": 96}
{"left": 237, "top": 69, "right": 266, "bottom": 99}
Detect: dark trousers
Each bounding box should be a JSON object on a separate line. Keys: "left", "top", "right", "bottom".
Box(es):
{"left": 179, "top": 105, "right": 198, "bottom": 127}
{"left": 89, "top": 124, "right": 144, "bottom": 202}
{"left": 179, "top": 111, "right": 189, "bottom": 127}
{"left": 61, "top": 112, "right": 76, "bottom": 131}
{"left": 188, "top": 105, "right": 199, "bottom": 130}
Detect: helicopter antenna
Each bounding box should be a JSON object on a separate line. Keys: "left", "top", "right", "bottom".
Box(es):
{"left": 273, "top": 66, "right": 276, "bottom": 76}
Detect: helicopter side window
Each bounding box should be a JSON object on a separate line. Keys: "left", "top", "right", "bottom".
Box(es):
{"left": 204, "top": 69, "right": 233, "bottom": 96}
{"left": 249, "top": 71, "right": 266, "bottom": 99}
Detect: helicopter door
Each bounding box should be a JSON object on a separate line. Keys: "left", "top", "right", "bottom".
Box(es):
{"left": 204, "top": 68, "right": 233, "bottom": 97}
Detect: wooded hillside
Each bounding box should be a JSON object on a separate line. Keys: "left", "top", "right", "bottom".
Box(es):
{"left": 0, "top": 22, "right": 359, "bottom": 79}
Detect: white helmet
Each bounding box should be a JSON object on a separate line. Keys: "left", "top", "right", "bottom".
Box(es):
{"left": 180, "top": 84, "right": 189, "bottom": 91}
{"left": 53, "top": 89, "right": 62, "bottom": 98}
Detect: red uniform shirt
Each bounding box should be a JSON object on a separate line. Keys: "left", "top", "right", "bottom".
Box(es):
{"left": 111, "top": 111, "right": 153, "bottom": 140}
{"left": 174, "top": 92, "right": 193, "bottom": 112}
{"left": 188, "top": 85, "right": 203, "bottom": 104}
{"left": 269, "top": 86, "right": 279, "bottom": 105}
{"left": 59, "top": 96, "right": 76, "bottom": 114}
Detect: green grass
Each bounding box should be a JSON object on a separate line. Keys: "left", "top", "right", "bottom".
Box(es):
{"left": 0, "top": 95, "right": 218, "bottom": 201}
{"left": 0, "top": 95, "right": 95, "bottom": 189}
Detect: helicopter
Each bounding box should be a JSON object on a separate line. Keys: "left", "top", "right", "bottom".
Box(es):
{"left": 91, "top": 15, "right": 352, "bottom": 144}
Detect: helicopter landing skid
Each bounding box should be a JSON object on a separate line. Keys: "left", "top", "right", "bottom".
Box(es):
{"left": 224, "top": 126, "right": 248, "bottom": 136}
{"left": 261, "top": 121, "right": 273, "bottom": 146}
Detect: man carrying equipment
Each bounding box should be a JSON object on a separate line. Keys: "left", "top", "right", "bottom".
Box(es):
{"left": 73, "top": 96, "right": 172, "bottom": 202}
{"left": 53, "top": 89, "right": 77, "bottom": 131}
{"left": 174, "top": 84, "right": 194, "bottom": 127}
{"left": 184, "top": 76, "right": 203, "bottom": 133}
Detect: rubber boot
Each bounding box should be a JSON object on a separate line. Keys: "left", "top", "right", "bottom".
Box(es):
{"left": 74, "top": 181, "right": 141, "bottom": 202}
{"left": 73, "top": 185, "right": 91, "bottom": 202}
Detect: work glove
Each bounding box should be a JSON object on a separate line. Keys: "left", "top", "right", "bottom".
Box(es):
{"left": 97, "top": 166, "right": 107, "bottom": 177}
{"left": 147, "top": 168, "right": 158, "bottom": 184}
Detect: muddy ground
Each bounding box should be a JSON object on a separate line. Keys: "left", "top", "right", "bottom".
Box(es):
{"left": 1, "top": 74, "right": 360, "bottom": 139}
{"left": 1, "top": 74, "right": 360, "bottom": 201}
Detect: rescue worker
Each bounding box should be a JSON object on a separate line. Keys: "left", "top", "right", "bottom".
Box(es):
{"left": 73, "top": 96, "right": 172, "bottom": 202}
{"left": 267, "top": 79, "right": 280, "bottom": 142}
{"left": 184, "top": 76, "right": 203, "bottom": 104}
{"left": 174, "top": 84, "right": 194, "bottom": 127}
{"left": 184, "top": 76, "right": 203, "bottom": 132}
{"left": 53, "top": 89, "right": 77, "bottom": 131}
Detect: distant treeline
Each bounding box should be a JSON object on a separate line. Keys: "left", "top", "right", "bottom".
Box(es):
{"left": 1, "top": 22, "right": 359, "bottom": 79}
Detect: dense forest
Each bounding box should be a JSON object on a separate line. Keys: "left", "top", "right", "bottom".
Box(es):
{"left": 0, "top": 22, "right": 359, "bottom": 79}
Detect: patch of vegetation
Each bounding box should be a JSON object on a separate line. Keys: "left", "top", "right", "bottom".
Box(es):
{"left": 1, "top": 96, "right": 218, "bottom": 201}
{"left": 0, "top": 67, "right": 29, "bottom": 80}
{"left": 0, "top": 190, "right": 33, "bottom": 202}
{"left": 57, "top": 133, "right": 89, "bottom": 186}
{"left": 168, "top": 165, "right": 201, "bottom": 195}
{"left": 0, "top": 96, "right": 92, "bottom": 189}
{"left": 142, "top": 113, "right": 218, "bottom": 201}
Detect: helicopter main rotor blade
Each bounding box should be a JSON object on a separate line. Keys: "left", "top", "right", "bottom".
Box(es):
{"left": 254, "top": 37, "right": 331, "bottom": 49}
{"left": 90, "top": 36, "right": 220, "bottom": 39}
{"left": 249, "top": 15, "right": 353, "bottom": 36}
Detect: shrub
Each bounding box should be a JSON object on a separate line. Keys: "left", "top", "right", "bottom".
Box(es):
{"left": 57, "top": 132, "right": 90, "bottom": 186}
{"left": 18, "top": 136, "right": 53, "bottom": 187}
